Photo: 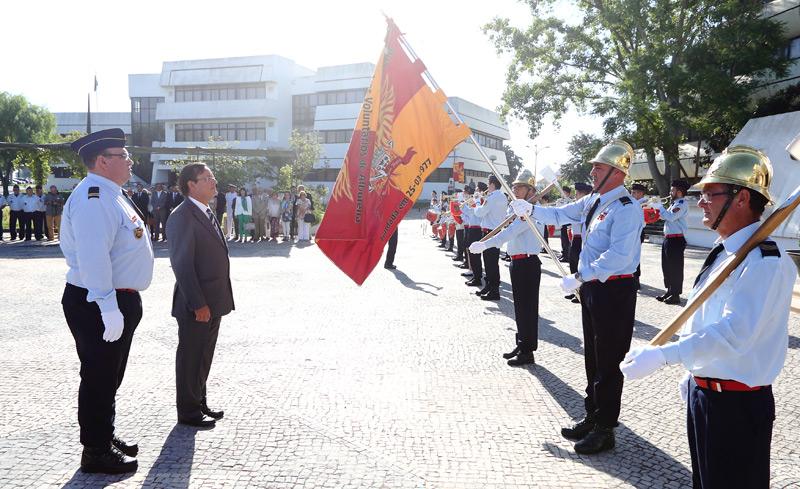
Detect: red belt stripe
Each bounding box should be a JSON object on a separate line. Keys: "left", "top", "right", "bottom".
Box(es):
{"left": 588, "top": 274, "right": 634, "bottom": 282}
{"left": 665, "top": 234, "right": 684, "bottom": 238}
{"left": 694, "top": 376, "right": 766, "bottom": 392}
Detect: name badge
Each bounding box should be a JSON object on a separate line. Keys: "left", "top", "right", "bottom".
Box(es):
{"left": 134, "top": 227, "right": 144, "bottom": 239}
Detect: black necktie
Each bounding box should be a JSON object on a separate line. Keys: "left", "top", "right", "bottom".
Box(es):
{"left": 206, "top": 208, "right": 224, "bottom": 241}
{"left": 584, "top": 197, "right": 601, "bottom": 231}
{"left": 693, "top": 244, "right": 725, "bottom": 287}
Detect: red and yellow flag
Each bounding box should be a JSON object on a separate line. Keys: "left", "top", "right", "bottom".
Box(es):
{"left": 453, "top": 161, "right": 465, "bottom": 184}
{"left": 315, "top": 19, "right": 471, "bottom": 285}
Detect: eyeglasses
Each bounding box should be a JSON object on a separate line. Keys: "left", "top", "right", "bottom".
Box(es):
{"left": 698, "top": 191, "right": 731, "bottom": 203}
{"left": 195, "top": 176, "right": 217, "bottom": 183}
{"left": 103, "top": 151, "right": 131, "bottom": 160}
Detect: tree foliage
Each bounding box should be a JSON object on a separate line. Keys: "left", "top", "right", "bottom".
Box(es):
{"left": 561, "top": 132, "right": 603, "bottom": 185}
{"left": 0, "top": 92, "right": 56, "bottom": 195}
{"left": 485, "top": 0, "right": 788, "bottom": 195}
{"left": 288, "top": 129, "right": 322, "bottom": 187}
{"left": 503, "top": 144, "right": 524, "bottom": 185}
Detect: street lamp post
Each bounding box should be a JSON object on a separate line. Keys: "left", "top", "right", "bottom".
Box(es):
{"left": 531, "top": 144, "right": 550, "bottom": 180}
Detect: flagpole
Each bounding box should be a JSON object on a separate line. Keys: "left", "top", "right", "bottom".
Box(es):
{"left": 393, "top": 26, "right": 570, "bottom": 279}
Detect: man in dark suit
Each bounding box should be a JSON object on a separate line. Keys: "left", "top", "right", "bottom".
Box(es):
{"left": 151, "top": 183, "right": 169, "bottom": 241}
{"left": 167, "top": 184, "right": 184, "bottom": 211}
{"left": 132, "top": 183, "right": 150, "bottom": 226}
{"left": 167, "top": 163, "right": 234, "bottom": 428}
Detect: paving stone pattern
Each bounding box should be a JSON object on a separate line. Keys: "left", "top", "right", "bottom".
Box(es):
{"left": 1, "top": 215, "right": 799, "bottom": 488}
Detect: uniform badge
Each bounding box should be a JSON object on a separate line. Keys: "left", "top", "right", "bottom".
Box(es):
{"left": 134, "top": 227, "right": 143, "bottom": 239}
{"left": 597, "top": 212, "right": 608, "bottom": 221}
{"left": 88, "top": 186, "right": 100, "bottom": 199}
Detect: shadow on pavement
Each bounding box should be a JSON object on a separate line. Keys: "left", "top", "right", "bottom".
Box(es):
{"left": 529, "top": 365, "right": 692, "bottom": 488}
{"left": 141, "top": 424, "right": 198, "bottom": 489}
{"left": 390, "top": 269, "right": 443, "bottom": 296}
{"left": 61, "top": 468, "right": 136, "bottom": 488}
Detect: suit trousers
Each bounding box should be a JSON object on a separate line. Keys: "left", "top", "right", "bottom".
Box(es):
{"left": 578, "top": 277, "right": 636, "bottom": 428}
{"left": 62, "top": 284, "right": 141, "bottom": 448}
{"left": 462, "top": 227, "right": 476, "bottom": 265}
{"left": 153, "top": 209, "right": 168, "bottom": 240}
{"left": 510, "top": 256, "right": 541, "bottom": 352}
{"left": 687, "top": 380, "right": 774, "bottom": 489}
{"left": 482, "top": 244, "right": 500, "bottom": 290}
{"left": 467, "top": 228, "right": 484, "bottom": 278}
{"left": 384, "top": 228, "right": 398, "bottom": 266}
{"left": 9, "top": 209, "right": 23, "bottom": 239}
{"left": 176, "top": 315, "right": 221, "bottom": 420}
{"left": 455, "top": 228, "right": 465, "bottom": 260}
{"left": 46, "top": 214, "right": 61, "bottom": 240}
{"left": 568, "top": 235, "right": 582, "bottom": 274}
{"left": 662, "top": 236, "right": 686, "bottom": 295}
{"left": 22, "top": 211, "right": 34, "bottom": 240}
{"left": 33, "top": 210, "right": 45, "bottom": 239}
{"left": 560, "top": 224, "right": 570, "bottom": 258}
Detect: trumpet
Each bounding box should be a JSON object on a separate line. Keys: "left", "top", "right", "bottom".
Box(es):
{"left": 646, "top": 195, "right": 671, "bottom": 206}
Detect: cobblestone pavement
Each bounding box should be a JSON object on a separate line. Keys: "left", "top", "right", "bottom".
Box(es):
{"left": 1, "top": 216, "right": 799, "bottom": 488}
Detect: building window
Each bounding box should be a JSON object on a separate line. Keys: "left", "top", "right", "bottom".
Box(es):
{"left": 175, "top": 122, "right": 267, "bottom": 142}
{"left": 174, "top": 83, "right": 268, "bottom": 103}
{"left": 789, "top": 37, "right": 800, "bottom": 60}
{"left": 292, "top": 88, "right": 368, "bottom": 132}
{"left": 471, "top": 131, "right": 504, "bottom": 150}
{"left": 318, "top": 129, "right": 352, "bottom": 144}
{"left": 305, "top": 168, "right": 341, "bottom": 182}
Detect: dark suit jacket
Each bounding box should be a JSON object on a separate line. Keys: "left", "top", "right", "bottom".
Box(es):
{"left": 152, "top": 191, "right": 169, "bottom": 216}
{"left": 167, "top": 201, "right": 235, "bottom": 319}
{"left": 133, "top": 191, "right": 150, "bottom": 218}
{"left": 167, "top": 191, "right": 184, "bottom": 212}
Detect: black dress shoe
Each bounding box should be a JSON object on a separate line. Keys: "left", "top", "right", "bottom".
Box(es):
{"left": 664, "top": 294, "right": 681, "bottom": 305}
{"left": 457, "top": 264, "right": 470, "bottom": 269}
{"left": 178, "top": 415, "right": 217, "bottom": 428}
{"left": 81, "top": 444, "right": 137, "bottom": 474}
{"left": 564, "top": 294, "right": 575, "bottom": 300}
{"left": 656, "top": 293, "right": 669, "bottom": 302}
{"left": 571, "top": 296, "right": 580, "bottom": 304}
{"left": 112, "top": 435, "right": 138, "bottom": 457}
{"left": 461, "top": 271, "right": 474, "bottom": 277}
{"left": 507, "top": 351, "right": 535, "bottom": 366}
{"left": 574, "top": 426, "right": 615, "bottom": 454}
{"left": 502, "top": 346, "right": 520, "bottom": 360}
{"left": 476, "top": 286, "right": 490, "bottom": 296}
{"left": 465, "top": 279, "right": 482, "bottom": 287}
{"left": 481, "top": 292, "right": 501, "bottom": 301}
{"left": 202, "top": 406, "right": 224, "bottom": 420}
{"left": 561, "top": 416, "right": 596, "bottom": 440}
{"left": 384, "top": 264, "right": 397, "bottom": 270}
{"left": 452, "top": 256, "right": 462, "bottom": 261}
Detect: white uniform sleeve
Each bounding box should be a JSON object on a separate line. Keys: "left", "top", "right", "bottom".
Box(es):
{"left": 70, "top": 197, "right": 120, "bottom": 312}
{"left": 657, "top": 202, "right": 688, "bottom": 222}
{"left": 532, "top": 197, "right": 586, "bottom": 227}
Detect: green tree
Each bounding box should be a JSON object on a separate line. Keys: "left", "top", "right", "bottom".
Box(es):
{"left": 288, "top": 129, "right": 322, "bottom": 187}
{"left": 485, "top": 0, "right": 788, "bottom": 195}
{"left": 561, "top": 133, "right": 602, "bottom": 185}
{"left": 0, "top": 92, "right": 56, "bottom": 195}
{"left": 503, "top": 144, "right": 524, "bottom": 185}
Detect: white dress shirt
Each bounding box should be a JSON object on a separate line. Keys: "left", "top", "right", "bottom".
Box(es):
{"left": 60, "top": 173, "right": 154, "bottom": 313}
{"left": 660, "top": 222, "right": 797, "bottom": 387}
{"left": 7, "top": 192, "right": 24, "bottom": 211}
{"left": 473, "top": 189, "right": 508, "bottom": 230}
{"left": 532, "top": 185, "right": 644, "bottom": 282}
{"left": 654, "top": 198, "right": 688, "bottom": 235}
{"left": 21, "top": 194, "right": 39, "bottom": 212}
{"left": 483, "top": 215, "right": 546, "bottom": 256}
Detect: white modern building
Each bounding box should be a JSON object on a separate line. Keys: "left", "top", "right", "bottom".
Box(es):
{"left": 49, "top": 112, "right": 131, "bottom": 190}
{"left": 129, "top": 55, "right": 510, "bottom": 196}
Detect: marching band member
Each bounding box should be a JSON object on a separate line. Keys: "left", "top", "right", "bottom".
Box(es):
{"left": 472, "top": 176, "right": 509, "bottom": 300}
{"left": 651, "top": 179, "right": 690, "bottom": 304}
{"left": 459, "top": 185, "right": 477, "bottom": 273}
{"left": 469, "top": 170, "right": 545, "bottom": 364}
{"left": 465, "top": 182, "right": 489, "bottom": 287}
{"left": 564, "top": 182, "right": 592, "bottom": 303}
{"left": 630, "top": 183, "right": 648, "bottom": 289}
{"left": 510, "top": 140, "right": 643, "bottom": 454}
{"left": 621, "top": 146, "right": 796, "bottom": 488}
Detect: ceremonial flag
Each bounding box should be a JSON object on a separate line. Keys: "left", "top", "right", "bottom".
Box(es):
{"left": 315, "top": 18, "right": 471, "bottom": 285}
{"left": 453, "top": 161, "right": 465, "bottom": 183}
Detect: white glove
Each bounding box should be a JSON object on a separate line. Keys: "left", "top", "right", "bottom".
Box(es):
{"left": 620, "top": 346, "right": 667, "bottom": 380}
{"left": 100, "top": 309, "right": 125, "bottom": 342}
{"left": 679, "top": 371, "right": 692, "bottom": 404}
{"left": 559, "top": 273, "right": 582, "bottom": 293}
{"left": 510, "top": 199, "right": 533, "bottom": 217}
{"left": 469, "top": 241, "right": 488, "bottom": 254}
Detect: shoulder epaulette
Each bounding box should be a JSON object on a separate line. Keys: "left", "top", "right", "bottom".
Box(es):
{"left": 88, "top": 187, "right": 100, "bottom": 199}
{"left": 619, "top": 196, "right": 632, "bottom": 206}
{"left": 758, "top": 240, "right": 781, "bottom": 258}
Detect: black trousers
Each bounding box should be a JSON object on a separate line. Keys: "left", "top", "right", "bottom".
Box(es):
{"left": 33, "top": 210, "right": 45, "bottom": 239}
{"left": 455, "top": 228, "right": 465, "bottom": 260}
{"left": 688, "top": 380, "right": 774, "bottom": 489}
{"left": 634, "top": 231, "right": 645, "bottom": 282}
{"left": 9, "top": 209, "right": 23, "bottom": 239}
{"left": 384, "top": 228, "right": 398, "bottom": 266}
{"left": 662, "top": 236, "right": 686, "bottom": 295}
{"left": 578, "top": 277, "right": 637, "bottom": 428}
{"left": 176, "top": 315, "right": 221, "bottom": 420}
{"left": 569, "top": 235, "right": 582, "bottom": 274}
{"left": 467, "top": 228, "right": 484, "bottom": 277}
{"left": 510, "top": 256, "right": 541, "bottom": 352}
{"left": 482, "top": 232, "right": 500, "bottom": 290}
{"left": 560, "top": 224, "right": 570, "bottom": 258}
{"left": 62, "top": 284, "right": 142, "bottom": 448}
{"left": 22, "top": 211, "right": 34, "bottom": 240}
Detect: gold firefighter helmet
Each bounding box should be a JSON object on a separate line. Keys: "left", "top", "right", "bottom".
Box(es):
{"left": 590, "top": 139, "right": 634, "bottom": 175}
{"left": 693, "top": 145, "right": 773, "bottom": 203}
{"left": 512, "top": 169, "right": 536, "bottom": 187}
